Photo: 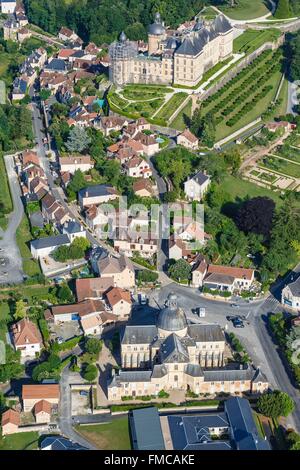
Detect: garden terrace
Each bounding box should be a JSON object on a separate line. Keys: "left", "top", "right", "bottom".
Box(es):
{"left": 155, "top": 92, "right": 188, "bottom": 123}
{"left": 218, "top": 0, "right": 271, "bottom": 20}
{"left": 233, "top": 29, "right": 282, "bottom": 55}
{"left": 200, "top": 48, "right": 284, "bottom": 141}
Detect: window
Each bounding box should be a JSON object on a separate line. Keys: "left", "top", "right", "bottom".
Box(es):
{"left": 174, "top": 365, "right": 178, "bottom": 371}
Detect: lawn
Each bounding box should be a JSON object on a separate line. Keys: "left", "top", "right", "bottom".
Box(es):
{"left": 0, "top": 300, "right": 11, "bottom": 343}
{"left": 220, "top": 175, "right": 284, "bottom": 206}
{"left": 16, "top": 216, "right": 41, "bottom": 277}
{"left": 170, "top": 98, "right": 192, "bottom": 130}
{"left": 0, "top": 154, "right": 13, "bottom": 229}
{"left": 75, "top": 417, "right": 131, "bottom": 450}
{"left": 0, "top": 431, "right": 39, "bottom": 450}
{"left": 233, "top": 29, "right": 282, "bottom": 54}
{"left": 218, "top": 0, "right": 271, "bottom": 20}
{"left": 155, "top": 92, "right": 188, "bottom": 122}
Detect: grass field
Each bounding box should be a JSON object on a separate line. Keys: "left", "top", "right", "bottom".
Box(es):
{"left": 220, "top": 175, "right": 284, "bottom": 206}
{"left": 16, "top": 216, "right": 41, "bottom": 277}
{"left": 261, "top": 156, "right": 300, "bottom": 178}
{"left": 155, "top": 92, "right": 188, "bottom": 122}
{"left": 75, "top": 417, "right": 131, "bottom": 450}
{"left": 233, "top": 29, "right": 281, "bottom": 54}
{"left": 170, "top": 98, "right": 192, "bottom": 130}
{"left": 0, "top": 432, "right": 39, "bottom": 450}
{"left": 0, "top": 154, "right": 13, "bottom": 230}
{"left": 0, "top": 300, "right": 10, "bottom": 343}
{"left": 218, "top": 0, "right": 271, "bottom": 20}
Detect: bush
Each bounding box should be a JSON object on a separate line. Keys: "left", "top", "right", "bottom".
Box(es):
{"left": 83, "top": 364, "right": 98, "bottom": 382}
{"left": 137, "top": 270, "right": 159, "bottom": 284}
{"left": 257, "top": 390, "right": 295, "bottom": 418}
{"left": 157, "top": 389, "right": 170, "bottom": 399}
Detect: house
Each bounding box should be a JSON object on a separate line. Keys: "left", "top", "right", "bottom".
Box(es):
{"left": 1, "top": 1, "right": 16, "bottom": 14}
{"left": 62, "top": 220, "right": 86, "bottom": 242}
{"left": 177, "top": 129, "right": 199, "bottom": 150}
{"left": 75, "top": 277, "right": 114, "bottom": 302}
{"left": 129, "top": 407, "right": 165, "bottom": 451}
{"left": 105, "top": 287, "right": 132, "bottom": 319}
{"left": 34, "top": 399, "right": 52, "bottom": 423}
{"left": 12, "top": 77, "right": 27, "bottom": 100}
{"left": 29, "top": 211, "right": 44, "bottom": 230}
{"left": 22, "top": 384, "right": 60, "bottom": 412}
{"left": 134, "top": 132, "right": 159, "bottom": 157}
{"left": 114, "top": 236, "right": 158, "bottom": 259}
{"left": 1, "top": 409, "right": 20, "bottom": 436}
{"left": 123, "top": 156, "right": 152, "bottom": 178}
{"left": 11, "top": 318, "right": 43, "bottom": 358}
{"left": 40, "top": 436, "right": 87, "bottom": 451}
{"left": 169, "top": 237, "right": 193, "bottom": 261}
{"left": 41, "top": 193, "right": 70, "bottom": 225}
{"left": 59, "top": 27, "right": 82, "bottom": 44}
{"left": 177, "top": 221, "right": 205, "bottom": 245}
{"left": 97, "top": 254, "right": 135, "bottom": 289}
{"left": 265, "top": 121, "right": 293, "bottom": 133}
{"left": 184, "top": 171, "right": 211, "bottom": 201}
{"left": 22, "top": 150, "right": 39, "bottom": 166}
{"left": 133, "top": 178, "right": 154, "bottom": 197}
{"left": 30, "top": 234, "right": 70, "bottom": 259}
{"left": 85, "top": 204, "right": 109, "bottom": 231}
{"left": 98, "top": 116, "right": 129, "bottom": 136}
{"left": 191, "top": 259, "right": 255, "bottom": 292}
{"left": 281, "top": 276, "right": 300, "bottom": 310}
{"left": 80, "top": 310, "right": 116, "bottom": 336}
{"left": 78, "top": 184, "right": 119, "bottom": 209}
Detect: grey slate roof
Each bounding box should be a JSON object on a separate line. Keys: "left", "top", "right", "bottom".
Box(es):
{"left": 40, "top": 436, "right": 87, "bottom": 450}
{"left": 168, "top": 414, "right": 231, "bottom": 451}
{"left": 203, "top": 365, "right": 255, "bottom": 383}
{"left": 63, "top": 221, "right": 82, "bottom": 234}
{"left": 159, "top": 333, "right": 189, "bottom": 363}
{"left": 225, "top": 397, "right": 271, "bottom": 450}
{"left": 188, "top": 324, "right": 224, "bottom": 343}
{"left": 45, "top": 58, "right": 67, "bottom": 71}
{"left": 185, "top": 363, "right": 203, "bottom": 377}
{"left": 157, "top": 293, "right": 187, "bottom": 332}
{"left": 29, "top": 211, "right": 44, "bottom": 229}
{"left": 214, "top": 15, "right": 233, "bottom": 34}
{"left": 204, "top": 272, "right": 235, "bottom": 286}
{"left": 130, "top": 407, "right": 165, "bottom": 450}
{"left": 121, "top": 325, "right": 158, "bottom": 345}
{"left": 78, "top": 184, "right": 116, "bottom": 199}
{"left": 109, "top": 370, "right": 152, "bottom": 387}
{"left": 151, "top": 364, "right": 168, "bottom": 378}
{"left": 30, "top": 234, "right": 70, "bottom": 250}
{"left": 287, "top": 276, "right": 300, "bottom": 297}
{"left": 188, "top": 170, "right": 210, "bottom": 186}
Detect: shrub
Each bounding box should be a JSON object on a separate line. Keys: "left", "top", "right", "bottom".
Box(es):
{"left": 83, "top": 364, "right": 98, "bottom": 382}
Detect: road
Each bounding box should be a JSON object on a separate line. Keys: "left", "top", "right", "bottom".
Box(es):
{"left": 0, "top": 154, "right": 24, "bottom": 285}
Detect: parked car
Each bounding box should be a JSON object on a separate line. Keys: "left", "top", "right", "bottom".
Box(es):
{"left": 230, "top": 303, "right": 239, "bottom": 308}
{"left": 232, "top": 318, "right": 244, "bottom": 328}
{"left": 139, "top": 293, "right": 148, "bottom": 305}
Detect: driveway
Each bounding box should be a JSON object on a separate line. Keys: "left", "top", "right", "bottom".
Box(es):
{"left": 0, "top": 154, "right": 24, "bottom": 285}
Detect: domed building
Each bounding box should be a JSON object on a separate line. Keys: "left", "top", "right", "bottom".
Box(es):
{"left": 109, "top": 12, "right": 234, "bottom": 87}
{"left": 107, "top": 293, "right": 269, "bottom": 401}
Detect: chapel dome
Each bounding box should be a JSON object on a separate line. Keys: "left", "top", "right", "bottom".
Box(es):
{"left": 157, "top": 293, "right": 188, "bottom": 332}
{"left": 148, "top": 12, "right": 166, "bottom": 36}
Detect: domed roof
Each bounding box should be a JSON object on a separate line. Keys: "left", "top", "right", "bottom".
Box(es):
{"left": 166, "top": 37, "right": 178, "bottom": 49}
{"left": 148, "top": 12, "right": 166, "bottom": 36}
{"left": 119, "top": 31, "right": 127, "bottom": 42}
{"left": 157, "top": 293, "right": 187, "bottom": 332}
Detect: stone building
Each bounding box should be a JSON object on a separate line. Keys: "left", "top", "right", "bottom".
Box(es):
{"left": 109, "top": 13, "right": 233, "bottom": 87}
{"left": 107, "top": 293, "right": 268, "bottom": 400}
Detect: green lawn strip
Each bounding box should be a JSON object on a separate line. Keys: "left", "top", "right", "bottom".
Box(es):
{"left": 170, "top": 98, "right": 192, "bottom": 130}
{"left": 0, "top": 153, "right": 13, "bottom": 216}
{"left": 16, "top": 216, "right": 41, "bottom": 277}
{"left": 218, "top": 0, "right": 270, "bottom": 20}
{"left": 155, "top": 92, "right": 188, "bottom": 121}
{"left": 0, "top": 300, "right": 11, "bottom": 343}
{"left": 75, "top": 417, "right": 131, "bottom": 450}
{"left": 233, "top": 29, "right": 281, "bottom": 54}
{"left": 0, "top": 431, "right": 39, "bottom": 450}
{"left": 0, "top": 285, "right": 52, "bottom": 302}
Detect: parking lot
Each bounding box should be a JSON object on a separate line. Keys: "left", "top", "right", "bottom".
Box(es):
{"left": 71, "top": 389, "right": 92, "bottom": 416}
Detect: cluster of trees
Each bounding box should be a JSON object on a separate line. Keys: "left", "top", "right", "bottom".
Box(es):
{"left": 0, "top": 345, "right": 24, "bottom": 383}
{"left": 52, "top": 237, "right": 90, "bottom": 263}
{"left": 24, "top": 0, "right": 207, "bottom": 44}
{"left": 268, "top": 312, "right": 300, "bottom": 385}
{"left": 289, "top": 30, "right": 300, "bottom": 82}
{"left": 0, "top": 104, "right": 33, "bottom": 151}
{"left": 168, "top": 258, "right": 192, "bottom": 283}
{"left": 257, "top": 390, "right": 295, "bottom": 419}
{"left": 274, "top": 0, "right": 292, "bottom": 19}
{"left": 137, "top": 270, "right": 159, "bottom": 285}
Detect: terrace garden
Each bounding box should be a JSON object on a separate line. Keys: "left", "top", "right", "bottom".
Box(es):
{"left": 197, "top": 48, "right": 285, "bottom": 142}
{"left": 233, "top": 29, "right": 282, "bottom": 55}
{"left": 218, "top": 0, "right": 271, "bottom": 20}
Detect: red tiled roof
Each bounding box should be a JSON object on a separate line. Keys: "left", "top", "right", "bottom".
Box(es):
{"left": 106, "top": 287, "right": 132, "bottom": 307}
{"left": 1, "top": 409, "right": 20, "bottom": 427}
{"left": 22, "top": 384, "right": 60, "bottom": 400}
{"left": 12, "top": 318, "right": 42, "bottom": 347}
{"left": 34, "top": 399, "right": 52, "bottom": 415}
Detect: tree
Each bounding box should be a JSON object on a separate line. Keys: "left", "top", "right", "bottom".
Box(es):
{"left": 85, "top": 338, "right": 103, "bottom": 357}
{"left": 57, "top": 284, "right": 74, "bottom": 303}
{"left": 168, "top": 258, "right": 192, "bottom": 282}
{"left": 40, "top": 89, "right": 52, "bottom": 101}
{"left": 72, "top": 237, "right": 91, "bottom": 252}
{"left": 286, "top": 430, "right": 300, "bottom": 450}
{"left": 83, "top": 363, "right": 98, "bottom": 382}
{"left": 65, "top": 126, "right": 91, "bottom": 153}
{"left": 66, "top": 169, "right": 86, "bottom": 200}
{"left": 14, "top": 300, "right": 27, "bottom": 320}
{"left": 0, "top": 346, "right": 24, "bottom": 383}
{"left": 235, "top": 197, "right": 275, "bottom": 239}
{"left": 257, "top": 390, "right": 295, "bottom": 418}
